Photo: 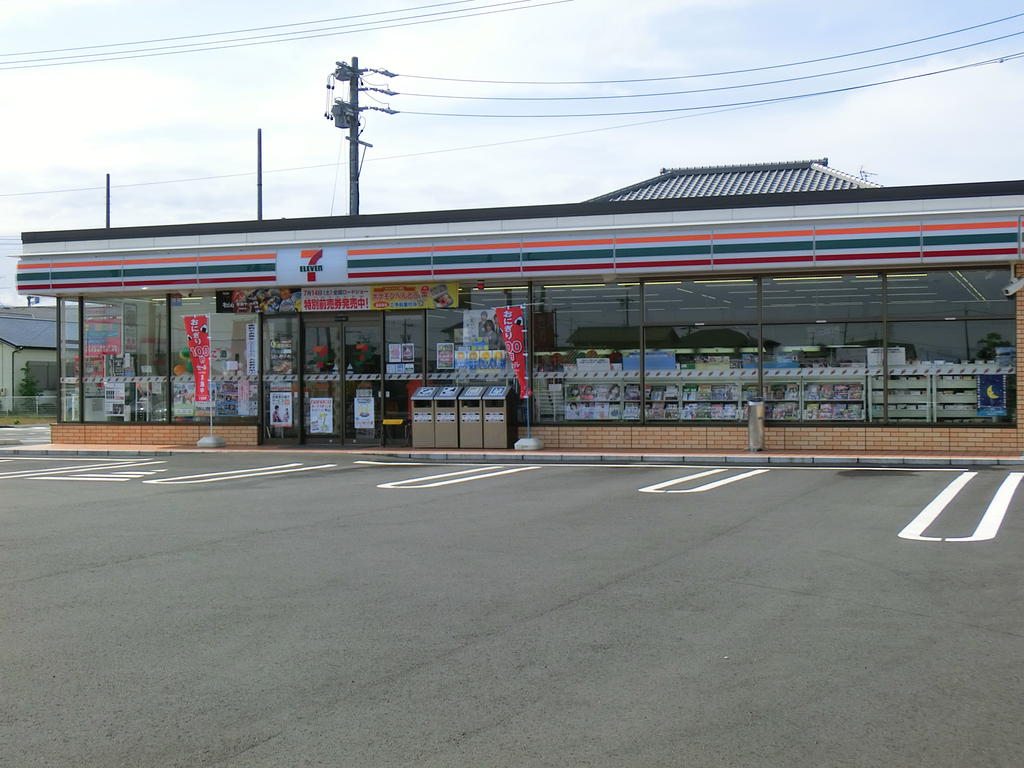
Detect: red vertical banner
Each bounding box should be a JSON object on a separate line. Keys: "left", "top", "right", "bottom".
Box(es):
{"left": 496, "top": 305, "right": 530, "bottom": 398}
{"left": 183, "top": 314, "right": 212, "bottom": 402}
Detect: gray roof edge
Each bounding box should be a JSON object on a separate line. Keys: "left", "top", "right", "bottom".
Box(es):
{"left": 659, "top": 158, "right": 830, "bottom": 175}
{"left": 809, "top": 162, "right": 881, "bottom": 189}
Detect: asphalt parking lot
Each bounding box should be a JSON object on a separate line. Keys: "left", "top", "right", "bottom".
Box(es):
{"left": 2, "top": 454, "right": 1022, "bottom": 767}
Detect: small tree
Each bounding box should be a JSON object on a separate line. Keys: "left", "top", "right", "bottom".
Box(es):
{"left": 18, "top": 364, "right": 41, "bottom": 397}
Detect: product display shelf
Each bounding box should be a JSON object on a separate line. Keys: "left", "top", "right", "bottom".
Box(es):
{"left": 645, "top": 369, "right": 757, "bottom": 421}
{"left": 934, "top": 374, "right": 978, "bottom": 421}
{"left": 801, "top": 379, "right": 866, "bottom": 421}
{"left": 763, "top": 380, "right": 801, "bottom": 422}
{"left": 869, "top": 372, "right": 931, "bottom": 421}
{"left": 557, "top": 371, "right": 641, "bottom": 422}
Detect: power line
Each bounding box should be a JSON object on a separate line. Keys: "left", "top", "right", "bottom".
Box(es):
{"left": 395, "top": 10, "right": 1024, "bottom": 84}
{"left": 1, "top": 49, "right": 1019, "bottom": 201}
{"left": 398, "top": 50, "right": 1024, "bottom": 117}
{"left": 0, "top": 0, "right": 572, "bottom": 70}
{"left": 395, "top": 28, "right": 1024, "bottom": 101}
{"left": 0, "top": 1, "right": 480, "bottom": 57}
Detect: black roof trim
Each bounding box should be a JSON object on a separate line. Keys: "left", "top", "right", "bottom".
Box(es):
{"left": 22, "top": 178, "right": 1024, "bottom": 245}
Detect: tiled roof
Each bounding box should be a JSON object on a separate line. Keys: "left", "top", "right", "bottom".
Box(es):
{"left": 0, "top": 316, "right": 56, "bottom": 348}
{"left": 587, "top": 158, "right": 879, "bottom": 202}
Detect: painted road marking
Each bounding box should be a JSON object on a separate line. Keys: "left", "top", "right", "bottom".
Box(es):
{"left": 0, "top": 460, "right": 167, "bottom": 480}
{"left": 638, "top": 468, "right": 769, "bottom": 494}
{"left": 144, "top": 463, "right": 337, "bottom": 485}
{"left": 31, "top": 469, "right": 168, "bottom": 482}
{"left": 899, "top": 471, "right": 1021, "bottom": 542}
{"left": 378, "top": 465, "right": 540, "bottom": 489}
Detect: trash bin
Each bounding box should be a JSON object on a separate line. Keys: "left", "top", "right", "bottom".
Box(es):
{"left": 433, "top": 386, "right": 461, "bottom": 448}
{"left": 458, "top": 386, "right": 486, "bottom": 448}
{"left": 747, "top": 398, "right": 765, "bottom": 452}
{"left": 410, "top": 386, "right": 437, "bottom": 448}
{"left": 482, "top": 385, "right": 515, "bottom": 449}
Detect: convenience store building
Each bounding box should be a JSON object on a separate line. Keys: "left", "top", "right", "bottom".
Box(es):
{"left": 16, "top": 160, "right": 1024, "bottom": 454}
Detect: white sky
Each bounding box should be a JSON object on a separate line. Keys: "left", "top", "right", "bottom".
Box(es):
{"left": 3, "top": 0, "right": 1024, "bottom": 305}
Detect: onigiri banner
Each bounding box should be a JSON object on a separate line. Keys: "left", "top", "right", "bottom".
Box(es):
{"left": 183, "top": 314, "right": 211, "bottom": 402}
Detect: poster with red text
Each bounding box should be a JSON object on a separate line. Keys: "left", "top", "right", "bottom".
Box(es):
{"left": 183, "top": 315, "right": 212, "bottom": 402}
{"left": 496, "top": 305, "right": 530, "bottom": 398}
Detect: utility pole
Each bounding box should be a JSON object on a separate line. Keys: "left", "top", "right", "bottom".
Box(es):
{"left": 325, "top": 57, "right": 397, "bottom": 216}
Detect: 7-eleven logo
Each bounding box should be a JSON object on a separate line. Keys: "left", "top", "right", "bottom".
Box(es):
{"left": 299, "top": 249, "right": 324, "bottom": 282}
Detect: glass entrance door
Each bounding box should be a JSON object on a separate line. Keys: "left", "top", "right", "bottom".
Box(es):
{"left": 303, "top": 316, "right": 343, "bottom": 444}
{"left": 341, "top": 315, "right": 382, "bottom": 445}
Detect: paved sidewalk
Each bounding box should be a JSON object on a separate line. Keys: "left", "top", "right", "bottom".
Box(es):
{"left": 2, "top": 441, "right": 1023, "bottom": 466}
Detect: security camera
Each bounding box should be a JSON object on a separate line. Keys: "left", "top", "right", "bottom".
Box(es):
{"left": 1003, "top": 277, "right": 1024, "bottom": 297}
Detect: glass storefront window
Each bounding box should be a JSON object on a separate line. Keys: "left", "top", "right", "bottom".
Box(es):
{"left": 642, "top": 324, "right": 759, "bottom": 422}
{"left": 427, "top": 284, "right": 527, "bottom": 386}
{"left": 883, "top": 319, "right": 1016, "bottom": 423}
{"left": 81, "top": 296, "right": 167, "bottom": 423}
{"left": 533, "top": 282, "right": 640, "bottom": 423}
{"left": 763, "top": 274, "right": 882, "bottom": 322}
{"left": 59, "top": 298, "right": 80, "bottom": 422}
{"left": 171, "top": 297, "right": 259, "bottom": 424}
{"left": 762, "top": 323, "right": 881, "bottom": 422}
{"left": 885, "top": 269, "right": 1012, "bottom": 320}
{"left": 644, "top": 278, "right": 757, "bottom": 325}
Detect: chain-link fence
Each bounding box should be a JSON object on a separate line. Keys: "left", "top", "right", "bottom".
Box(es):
{"left": 0, "top": 396, "right": 59, "bottom": 417}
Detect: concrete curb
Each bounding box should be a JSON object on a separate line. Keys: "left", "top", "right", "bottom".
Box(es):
{"left": 4, "top": 445, "right": 1022, "bottom": 468}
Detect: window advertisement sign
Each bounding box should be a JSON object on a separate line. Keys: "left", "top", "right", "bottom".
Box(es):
{"left": 371, "top": 283, "right": 457, "bottom": 309}
{"left": 104, "top": 381, "right": 126, "bottom": 416}
{"left": 308, "top": 397, "right": 334, "bottom": 433}
{"left": 977, "top": 374, "right": 1007, "bottom": 416}
{"left": 437, "top": 342, "right": 455, "bottom": 369}
{"left": 245, "top": 322, "right": 258, "bottom": 376}
{"left": 84, "top": 307, "right": 123, "bottom": 355}
{"left": 354, "top": 391, "right": 375, "bottom": 429}
{"left": 303, "top": 286, "right": 372, "bottom": 312}
{"left": 217, "top": 288, "right": 301, "bottom": 313}
{"left": 269, "top": 390, "right": 293, "bottom": 428}
{"left": 183, "top": 314, "right": 212, "bottom": 402}
{"left": 300, "top": 283, "right": 459, "bottom": 312}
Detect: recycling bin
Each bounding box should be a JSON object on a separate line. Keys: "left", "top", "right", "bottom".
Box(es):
{"left": 482, "top": 385, "right": 515, "bottom": 449}
{"left": 458, "top": 386, "right": 486, "bottom": 448}
{"left": 433, "top": 386, "right": 461, "bottom": 448}
{"left": 410, "top": 386, "right": 437, "bottom": 448}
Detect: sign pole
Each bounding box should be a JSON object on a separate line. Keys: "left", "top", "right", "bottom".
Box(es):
{"left": 512, "top": 303, "right": 542, "bottom": 450}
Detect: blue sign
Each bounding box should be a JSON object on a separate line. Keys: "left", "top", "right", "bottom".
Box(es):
{"left": 977, "top": 375, "right": 1007, "bottom": 417}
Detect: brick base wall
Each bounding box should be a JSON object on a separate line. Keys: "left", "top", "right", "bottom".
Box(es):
{"left": 519, "top": 425, "right": 1022, "bottom": 454}
{"left": 50, "top": 424, "right": 261, "bottom": 446}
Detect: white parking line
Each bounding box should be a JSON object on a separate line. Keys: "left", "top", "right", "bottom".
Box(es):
{"left": 899, "top": 471, "right": 1021, "bottom": 542}
{"left": 0, "top": 460, "right": 167, "bottom": 480}
{"left": 638, "top": 469, "right": 728, "bottom": 493}
{"left": 144, "top": 463, "right": 337, "bottom": 485}
{"left": 638, "top": 468, "right": 769, "bottom": 493}
{"left": 898, "top": 472, "right": 977, "bottom": 542}
{"left": 946, "top": 472, "right": 1023, "bottom": 542}
{"left": 378, "top": 465, "right": 539, "bottom": 489}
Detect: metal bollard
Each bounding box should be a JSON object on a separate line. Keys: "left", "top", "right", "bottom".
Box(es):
{"left": 747, "top": 399, "right": 765, "bottom": 452}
